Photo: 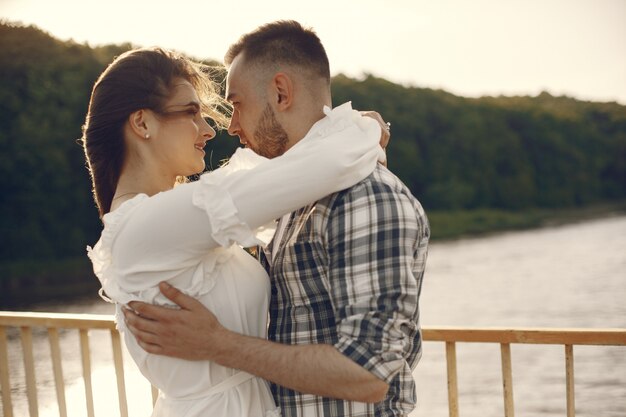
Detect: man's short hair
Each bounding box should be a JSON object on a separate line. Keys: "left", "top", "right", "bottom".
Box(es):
{"left": 224, "top": 20, "right": 330, "bottom": 83}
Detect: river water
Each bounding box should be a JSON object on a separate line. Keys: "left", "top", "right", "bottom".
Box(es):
{"left": 2, "top": 215, "right": 625, "bottom": 417}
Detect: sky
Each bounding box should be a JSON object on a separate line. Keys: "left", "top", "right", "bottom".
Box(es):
{"left": 1, "top": 0, "right": 625, "bottom": 104}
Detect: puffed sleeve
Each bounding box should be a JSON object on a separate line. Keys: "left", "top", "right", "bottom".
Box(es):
{"left": 112, "top": 102, "right": 385, "bottom": 278}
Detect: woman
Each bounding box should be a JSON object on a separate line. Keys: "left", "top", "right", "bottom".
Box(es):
{"left": 83, "top": 47, "right": 385, "bottom": 416}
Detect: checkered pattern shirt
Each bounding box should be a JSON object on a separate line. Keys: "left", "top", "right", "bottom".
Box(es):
{"left": 260, "top": 164, "right": 430, "bottom": 417}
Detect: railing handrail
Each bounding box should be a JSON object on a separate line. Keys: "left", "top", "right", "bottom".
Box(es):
{"left": 0, "top": 311, "right": 116, "bottom": 330}
{"left": 422, "top": 326, "right": 626, "bottom": 345}
{"left": 1, "top": 311, "right": 625, "bottom": 417}
{"left": 2, "top": 311, "right": 624, "bottom": 345}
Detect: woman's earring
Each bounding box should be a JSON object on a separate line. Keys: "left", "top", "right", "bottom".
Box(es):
{"left": 144, "top": 133, "right": 150, "bottom": 139}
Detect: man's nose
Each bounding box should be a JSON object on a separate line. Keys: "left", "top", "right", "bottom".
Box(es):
{"left": 227, "top": 112, "right": 239, "bottom": 137}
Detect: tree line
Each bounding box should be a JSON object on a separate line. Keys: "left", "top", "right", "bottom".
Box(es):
{"left": 1, "top": 21, "right": 625, "bottom": 266}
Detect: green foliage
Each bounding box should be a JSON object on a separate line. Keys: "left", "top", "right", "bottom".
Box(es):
{"left": 0, "top": 22, "right": 239, "bottom": 264}
{"left": 0, "top": 21, "right": 125, "bottom": 262}
{"left": 428, "top": 202, "right": 626, "bottom": 240}
{"left": 332, "top": 74, "right": 626, "bottom": 212}
{"left": 1, "top": 21, "right": 625, "bottom": 269}
{"left": 428, "top": 209, "right": 545, "bottom": 239}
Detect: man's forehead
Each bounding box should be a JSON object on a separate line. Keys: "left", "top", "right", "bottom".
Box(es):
{"left": 227, "top": 55, "right": 246, "bottom": 79}
{"left": 225, "top": 56, "right": 246, "bottom": 99}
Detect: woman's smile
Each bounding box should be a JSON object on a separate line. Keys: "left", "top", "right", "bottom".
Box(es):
{"left": 194, "top": 143, "right": 206, "bottom": 154}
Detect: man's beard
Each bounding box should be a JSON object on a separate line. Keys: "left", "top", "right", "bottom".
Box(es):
{"left": 252, "top": 104, "right": 289, "bottom": 159}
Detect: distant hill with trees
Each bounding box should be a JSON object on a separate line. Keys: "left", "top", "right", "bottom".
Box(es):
{"left": 1, "top": 21, "right": 624, "bottom": 302}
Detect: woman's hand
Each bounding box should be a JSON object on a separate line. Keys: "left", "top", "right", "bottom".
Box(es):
{"left": 360, "top": 110, "right": 390, "bottom": 166}
{"left": 360, "top": 110, "right": 390, "bottom": 149}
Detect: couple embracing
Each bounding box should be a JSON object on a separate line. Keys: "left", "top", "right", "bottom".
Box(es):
{"left": 84, "top": 20, "right": 429, "bottom": 417}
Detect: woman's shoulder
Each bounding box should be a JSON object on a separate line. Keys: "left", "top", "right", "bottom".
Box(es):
{"left": 88, "top": 193, "right": 148, "bottom": 258}
{"left": 101, "top": 194, "right": 149, "bottom": 245}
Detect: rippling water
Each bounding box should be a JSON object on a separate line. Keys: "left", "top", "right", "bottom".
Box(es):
{"left": 412, "top": 214, "right": 626, "bottom": 417}
{"left": 2, "top": 215, "right": 625, "bottom": 417}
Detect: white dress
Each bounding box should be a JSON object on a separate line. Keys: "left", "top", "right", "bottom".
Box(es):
{"left": 87, "top": 103, "right": 385, "bottom": 417}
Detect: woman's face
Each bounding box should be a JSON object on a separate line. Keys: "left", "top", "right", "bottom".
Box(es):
{"left": 150, "top": 78, "right": 216, "bottom": 177}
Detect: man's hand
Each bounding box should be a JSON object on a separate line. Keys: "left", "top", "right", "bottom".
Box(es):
{"left": 123, "top": 283, "right": 389, "bottom": 402}
{"left": 123, "top": 282, "right": 225, "bottom": 360}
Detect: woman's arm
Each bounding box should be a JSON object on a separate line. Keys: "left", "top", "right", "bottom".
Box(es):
{"left": 113, "top": 104, "right": 383, "bottom": 266}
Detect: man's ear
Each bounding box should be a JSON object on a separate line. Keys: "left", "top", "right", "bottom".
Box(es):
{"left": 128, "top": 109, "right": 152, "bottom": 139}
{"left": 272, "top": 72, "right": 293, "bottom": 111}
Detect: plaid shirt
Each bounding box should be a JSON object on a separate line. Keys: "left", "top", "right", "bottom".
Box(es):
{"left": 260, "top": 164, "right": 429, "bottom": 417}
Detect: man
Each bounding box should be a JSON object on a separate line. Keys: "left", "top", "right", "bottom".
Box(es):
{"left": 125, "top": 20, "right": 429, "bottom": 416}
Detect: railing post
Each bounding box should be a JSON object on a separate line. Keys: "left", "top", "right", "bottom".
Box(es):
{"left": 500, "top": 343, "right": 515, "bottom": 417}
{"left": 48, "top": 328, "right": 67, "bottom": 417}
{"left": 445, "top": 341, "right": 459, "bottom": 417}
{"left": 110, "top": 329, "right": 129, "bottom": 417}
{"left": 79, "top": 329, "right": 95, "bottom": 417}
{"left": 1, "top": 315, "right": 625, "bottom": 417}
{"left": 20, "top": 327, "right": 38, "bottom": 417}
{"left": 565, "top": 344, "right": 575, "bottom": 417}
{"left": 0, "top": 326, "right": 14, "bottom": 417}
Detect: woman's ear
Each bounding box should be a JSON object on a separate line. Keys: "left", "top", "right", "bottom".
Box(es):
{"left": 128, "top": 109, "right": 152, "bottom": 139}
{"left": 272, "top": 73, "right": 293, "bottom": 111}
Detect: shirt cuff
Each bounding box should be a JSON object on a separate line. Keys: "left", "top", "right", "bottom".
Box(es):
{"left": 334, "top": 318, "right": 417, "bottom": 383}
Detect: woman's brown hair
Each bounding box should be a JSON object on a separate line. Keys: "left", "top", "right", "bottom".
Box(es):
{"left": 81, "top": 47, "right": 229, "bottom": 218}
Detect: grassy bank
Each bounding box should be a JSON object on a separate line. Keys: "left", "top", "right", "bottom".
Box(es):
{"left": 428, "top": 201, "right": 626, "bottom": 241}
{"left": 0, "top": 257, "right": 98, "bottom": 307}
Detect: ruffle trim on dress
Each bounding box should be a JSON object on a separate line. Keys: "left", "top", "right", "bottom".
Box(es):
{"left": 192, "top": 148, "right": 276, "bottom": 248}
{"left": 87, "top": 195, "right": 148, "bottom": 305}
{"left": 143, "top": 247, "right": 234, "bottom": 306}
{"left": 86, "top": 194, "right": 236, "bottom": 308}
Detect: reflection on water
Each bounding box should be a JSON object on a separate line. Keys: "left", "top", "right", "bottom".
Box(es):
{"left": 2, "top": 215, "right": 626, "bottom": 417}
{"left": 36, "top": 366, "right": 152, "bottom": 417}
